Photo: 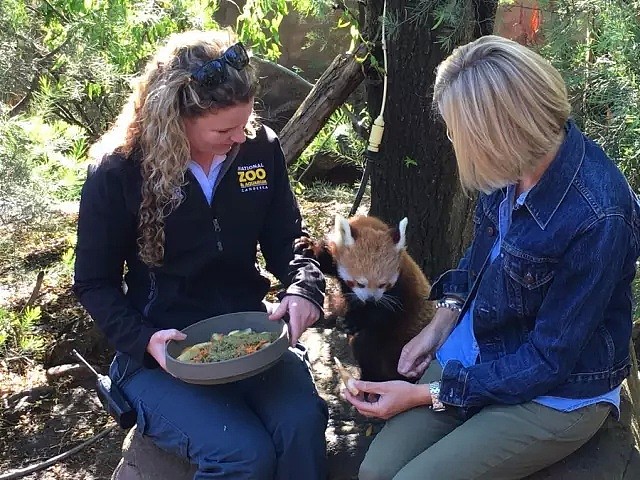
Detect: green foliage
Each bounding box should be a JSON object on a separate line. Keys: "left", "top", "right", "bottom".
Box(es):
{"left": 237, "top": 0, "right": 288, "bottom": 60}
{"left": 294, "top": 106, "right": 367, "bottom": 180}
{"left": 0, "top": 1, "right": 225, "bottom": 225}
{"left": 0, "top": 113, "right": 87, "bottom": 224}
{"left": 237, "top": 0, "right": 333, "bottom": 59}
{"left": 0, "top": 115, "right": 50, "bottom": 225}
{"left": 403, "top": 156, "right": 418, "bottom": 168}
{"left": 539, "top": 0, "right": 640, "bottom": 189}
{"left": 0, "top": 306, "right": 44, "bottom": 355}
{"left": 0, "top": 1, "right": 342, "bottom": 222}
{"left": 1, "top": 0, "right": 223, "bottom": 138}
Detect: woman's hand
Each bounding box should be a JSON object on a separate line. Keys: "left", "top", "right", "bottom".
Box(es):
{"left": 146, "top": 329, "right": 187, "bottom": 371}
{"left": 342, "top": 380, "right": 431, "bottom": 420}
{"left": 269, "top": 295, "right": 321, "bottom": 346}
{"left": 397, "top": 308, "right": 458, "bottom": 379}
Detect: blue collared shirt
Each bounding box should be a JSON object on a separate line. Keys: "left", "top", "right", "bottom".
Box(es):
{"left": 437, "top": 184, "right": 621, "bottom": 417}
{"left": 187, "top": 155, "right": 227, "bottom": 204}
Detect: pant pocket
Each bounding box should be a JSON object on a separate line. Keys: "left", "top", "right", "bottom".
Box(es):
{"left": 136, "top": 399, "right": 190, "bottom": 461}
{"left": 109, "top": 352, "right": 141, "bottom": 389}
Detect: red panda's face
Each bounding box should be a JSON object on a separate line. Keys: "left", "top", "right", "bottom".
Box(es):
{"left": 330, "top": 215, "right": 407, "bottom": 304}
{"left": 338, "top": 263, "right": 400, "bottom": 302}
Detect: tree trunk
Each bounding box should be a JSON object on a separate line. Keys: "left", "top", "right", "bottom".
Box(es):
{"left": 364, "top": 0, "right": 498, "bottom": 281}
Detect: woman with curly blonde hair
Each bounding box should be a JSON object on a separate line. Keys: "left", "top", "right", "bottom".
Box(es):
{"left": 73, "top": 29, "right": 328, "bottom": 479}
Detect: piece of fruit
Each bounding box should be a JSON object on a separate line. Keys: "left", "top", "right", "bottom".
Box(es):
{"left": 334, "top": 356, "right": 359, "bottom": 395}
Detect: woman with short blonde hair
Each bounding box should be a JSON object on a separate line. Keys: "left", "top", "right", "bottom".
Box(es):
{"left": 345, "top": 35, "right": 640, "bottom": 480}
{"left": 434, "top": 35, "right": 571, "bottom": 193}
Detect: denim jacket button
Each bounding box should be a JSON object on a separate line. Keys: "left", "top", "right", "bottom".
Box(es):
{"left": 470, "top": 270, "right": 477, "bottom": 278}
{"left": 524, "top": 272, "right": 534, "bottom": 285}
{"left": 487, "top": 226, "right": 496, "bottom": 236}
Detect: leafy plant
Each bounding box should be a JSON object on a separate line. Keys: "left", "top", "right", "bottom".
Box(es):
{"left": 403, "top": 156, "right": 418, "bottom": 168}
{"left": 237, "top": 0, "right": 333, "bottom": 60}
{"left": 0, "top": 112, "right": 89, "bottom": 225}
{"left": 0, "top": 115, "right": 51, "bottom": 225}
{"left": 539, "top": 0, "right": 640, "bottom": 189}
{"left": 0, "top": 306, "right": 44, "bottom": 355}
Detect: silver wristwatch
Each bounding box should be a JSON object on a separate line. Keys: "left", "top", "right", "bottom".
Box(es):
{"left": 435, "top": 297, "right": 463, "bottom": 314}
{"left": 429, "top": 381, "right": 446, "bottom": 411}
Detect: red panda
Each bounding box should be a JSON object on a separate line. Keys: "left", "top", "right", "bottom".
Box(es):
{"left": 295, "top": 214, "right": 435, "bottom": 382}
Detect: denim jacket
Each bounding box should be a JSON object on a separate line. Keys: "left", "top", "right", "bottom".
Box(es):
{"left": 429, "top": 120, "right": 640, "bottom": 410}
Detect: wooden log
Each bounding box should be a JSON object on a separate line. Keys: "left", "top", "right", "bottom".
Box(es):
{"left": 45, "top": 363, "right": 93, "bottom": 383}
{"left": 279, "top": 44, "right": 367, "bottom": 164}
{"left": 252, "top": 57, "right": 313, "bottom": 133}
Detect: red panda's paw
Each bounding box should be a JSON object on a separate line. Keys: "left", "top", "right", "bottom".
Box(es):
{"left": 293, "top": 236, "right": 318, "bottom": 258}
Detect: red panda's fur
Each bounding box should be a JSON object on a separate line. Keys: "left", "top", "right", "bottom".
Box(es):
{"left": 296, "top": 215, "right": 435, "bottom": 382}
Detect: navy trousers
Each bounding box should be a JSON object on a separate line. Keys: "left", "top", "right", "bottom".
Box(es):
{"left": 110, "top": 348, "right": 329, "bottom": 479}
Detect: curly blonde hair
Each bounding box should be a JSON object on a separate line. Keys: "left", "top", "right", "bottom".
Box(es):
{"left": 91, "top": 29, "right": 258, "bottom": 266}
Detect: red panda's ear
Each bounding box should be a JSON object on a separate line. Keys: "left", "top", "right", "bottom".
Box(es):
{"left": 391, "top": 217, "right": 408, "bottom": 250}
{"left": 333, "top": 214, "right": 355, "bottom": 247}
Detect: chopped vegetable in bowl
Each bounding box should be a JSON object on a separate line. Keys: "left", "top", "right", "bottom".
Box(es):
{"left": 176, "top": 328, "right": 280, "bottom": 363}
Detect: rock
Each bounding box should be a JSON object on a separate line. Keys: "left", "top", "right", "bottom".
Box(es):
{"left": 111, "top": 428, "right": 195, "bottom": 480}
{"left": 111, "top": 329, "right": 640, "bottom": 480}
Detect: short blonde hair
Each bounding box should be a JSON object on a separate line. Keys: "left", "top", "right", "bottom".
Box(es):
{"left": 433, "top": 35, "right": 570, "bottom": 193}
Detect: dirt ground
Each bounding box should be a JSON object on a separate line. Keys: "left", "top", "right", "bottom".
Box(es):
{"left": 2, "top": 189, "right": 640, "bottom": 480}
{"left": 0, "top": 187, "right": 373, "bottom": 479}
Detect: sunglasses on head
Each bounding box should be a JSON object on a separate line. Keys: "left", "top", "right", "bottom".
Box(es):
{"left": 191, "top": 42, "right": 250, "bottom": 87}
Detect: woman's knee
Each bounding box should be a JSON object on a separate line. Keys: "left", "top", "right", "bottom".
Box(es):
{"left": 359, "top": 456, "right": 398, "bottom": 480}
{"left": 278, "top": 394, "right": 328, "bottom": 442}
{"left": 197, "top": 432, "right": 276, "bottom": 480}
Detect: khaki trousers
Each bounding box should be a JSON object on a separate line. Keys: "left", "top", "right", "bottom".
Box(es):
{"left": 359, "top": 362, "right": 610, "bottom": 480}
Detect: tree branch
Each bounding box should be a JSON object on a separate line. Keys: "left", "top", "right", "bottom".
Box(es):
{"left": 71, "top": 100, "right": 98, "bottom": 138}
{"left": 8, "top": 33, "right": 75, "bottom": 117}
{"left": 54, "top": 103, "right": 93, "bottom": 134}
{"left": 279, "top": 43, "right": 367, "bottom": 164}
{"left": 24, "top": 271, "right": 44, "bottom": 311}
{"left": 0, "top": 425, "right": 116, "bottom": 480}
{"left": 8, "top": 76, "right": 41, "bottom": 117}
{"left": 40, "top": 0, "right": 71, "bottom": 24}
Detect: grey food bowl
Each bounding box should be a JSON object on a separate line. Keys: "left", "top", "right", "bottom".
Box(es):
{"left": 165, "top": 311, "right": 289, "bottom": 385}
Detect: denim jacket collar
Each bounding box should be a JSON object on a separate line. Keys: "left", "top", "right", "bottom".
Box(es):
{"left": 521, "top": 120, "right": 586, "bottom": 230}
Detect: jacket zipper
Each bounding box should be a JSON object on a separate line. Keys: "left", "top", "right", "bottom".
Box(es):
{"left": 143, "top": 271, "right": 158, "bottom": 317}
{"left": 212, "top": 217, "right": 223, "bottom": 252}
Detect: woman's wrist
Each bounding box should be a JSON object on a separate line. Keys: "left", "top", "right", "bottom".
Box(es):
{"left": 430, "top": 307, "right": 459, "bottom": 345}
{"left": 412, "top": 383, "right": 433, "bottom": 407}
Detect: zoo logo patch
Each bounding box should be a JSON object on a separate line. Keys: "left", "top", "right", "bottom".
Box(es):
{"left": 237, "top": 163, "right": 268, "bottom": 192}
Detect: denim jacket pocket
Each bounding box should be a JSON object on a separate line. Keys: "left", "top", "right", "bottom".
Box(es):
{"left": 503, "top": 252, "right": 555, "bottom": 317}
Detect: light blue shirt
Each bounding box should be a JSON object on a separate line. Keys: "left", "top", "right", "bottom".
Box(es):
{"left": 437, "top": 185, "right": 620, "bottom": 417}
{"left": 187, "top": 155, "right": 226, "bottom": 204}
